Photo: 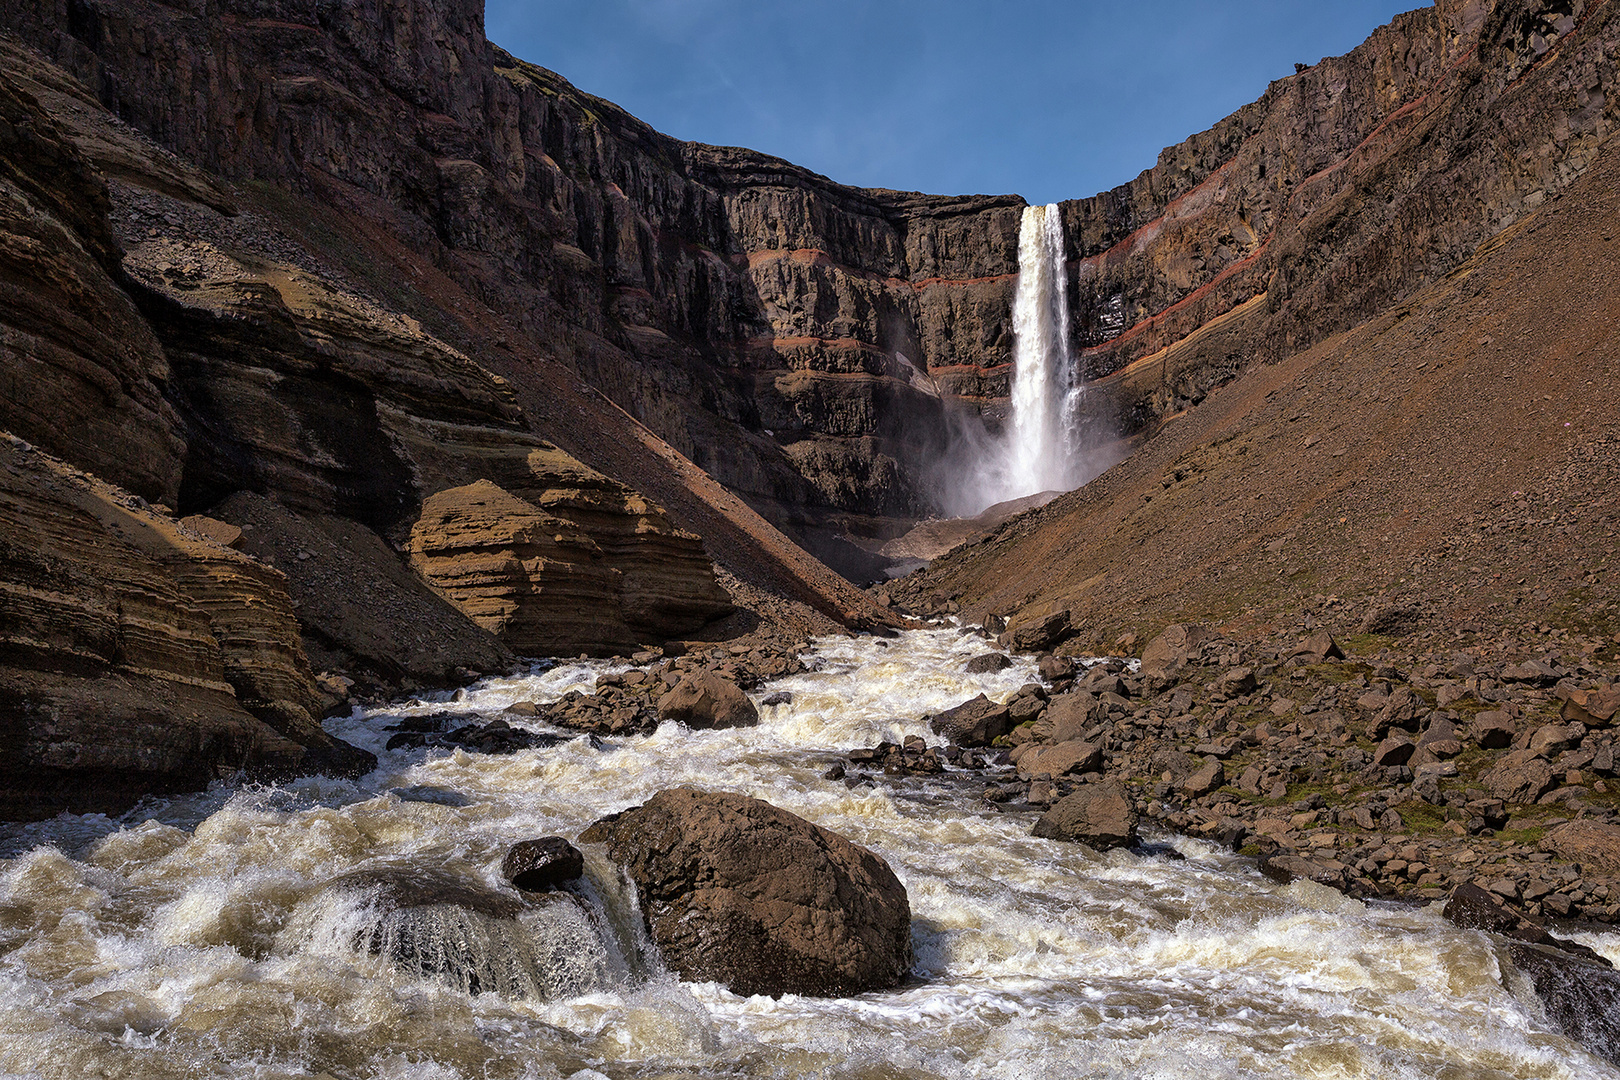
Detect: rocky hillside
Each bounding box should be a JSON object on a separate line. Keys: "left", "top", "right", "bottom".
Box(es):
{"left": 894, "top": 126, "right": 1620, "bottom": 655}
{"left": 1069, "top": 0, "right": 1620, "bottom": 440}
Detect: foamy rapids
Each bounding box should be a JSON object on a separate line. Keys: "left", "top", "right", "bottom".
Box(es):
{"left": 0, "top": 628, "right": 1614, "bottom": 1079}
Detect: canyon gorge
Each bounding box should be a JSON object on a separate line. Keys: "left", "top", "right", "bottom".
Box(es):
{"left": 0, "top": 0, "right": 1619, "bottom": 1073}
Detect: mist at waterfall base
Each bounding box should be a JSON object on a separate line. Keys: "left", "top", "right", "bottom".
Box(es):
{"left": 0, "top": 628, "right": 1614, "bottom": 1079}
{"left": 932, "top": 203, "right": 1115, "bottom": 520}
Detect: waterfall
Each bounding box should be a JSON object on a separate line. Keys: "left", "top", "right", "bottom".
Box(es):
{"left": 1006, "top": 203, "right": 1081, "bottom": 499}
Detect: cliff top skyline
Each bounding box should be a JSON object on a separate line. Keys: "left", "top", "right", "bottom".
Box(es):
{"left": 490, "top": 0, "right": 1423, "bottom": 206}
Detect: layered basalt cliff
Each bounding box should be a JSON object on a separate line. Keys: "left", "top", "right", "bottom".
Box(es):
{"left": 0, "top": 436, "right": 372, "bottom": 818}
{"left": 8, "top": 0, "right": 1610, "bottom": 557}
{"left": 0, "top": 0, "right": 1029, "bottom": 565}
{"left": 1063, "top": 0, "right": 1618, "bottom": 434}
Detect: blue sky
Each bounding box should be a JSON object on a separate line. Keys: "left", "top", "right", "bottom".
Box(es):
{"left": 487, "top": 1, "right": 1425, "bottom": 206}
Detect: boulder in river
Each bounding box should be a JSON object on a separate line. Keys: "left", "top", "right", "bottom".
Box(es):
{"left": 316, "top": 866, "right": 608, "bottom": 998}
{"left": 657, "top": 671, "right": 759, "bottom": 729}
{"left": 1031, "top": 781, "right": 1139, "bottom": 850}
{"left": 502, "top": 837, "right": 586, "bottom": 892}
{"left": 579, "top": 788, "right": 912, "bottom": 997}
{"left": 928, "top": 693, "right": 1013, "bottom": 747}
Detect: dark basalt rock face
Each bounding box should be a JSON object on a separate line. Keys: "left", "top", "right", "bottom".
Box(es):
{"left": 501, "top": 837, "right": 587, "bottom": 893}
{"left": 580, "top": 788, "right": 913, "bottom": 997}
{"left": 1443, "top": 882, "right": 1620, "bottom": 1066}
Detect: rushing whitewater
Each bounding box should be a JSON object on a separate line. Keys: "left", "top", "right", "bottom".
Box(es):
{"left": 1007, "top": 203, "right": 1083, "bottom": 499}
{"left": 0, "top": 629, "right": 1615, "bottom": 1079}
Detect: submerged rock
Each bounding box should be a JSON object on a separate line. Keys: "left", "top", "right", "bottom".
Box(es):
{"left": 580, "top": 788, "right": 912, "bottom": 997}
{"left": 317, "top": 866, "right": 609, "bottom": 999}
{"left": 502, "top": 837, "right": 586, "bottom": 892}
{"left": 1443, "top": 882, "right": 1620, "bottom": 1065}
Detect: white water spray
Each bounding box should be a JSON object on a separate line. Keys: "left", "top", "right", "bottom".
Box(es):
{"left": 1006, "top": 203, "right": 1083, "bottom": 498}
{"left": 934, "top": 203, "right": 1092, "bottom": 517}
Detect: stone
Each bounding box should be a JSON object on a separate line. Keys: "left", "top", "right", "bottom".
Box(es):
{"left": 1483, "top": 750, "right": 1557, "bottom": 805}
{"left": 580, "top": 789, "right": 912, "bottom": 997}
{"left": 1031, "top": 782, "right": 1140, "bottom": 850}
{"left": 1502, "top": 660, "right": 1558, "bottom": 685}
{"left": 930, "top": 693, "right": 1014, "bottom": 747}
{"left": 1017, "top": 740, "right": 1103, "bottom": 781}
{"left": 1215, "top": 667, "right": 1258, "bottom": 696}
{"left": 1001, "top": 608, "right": 1070, "bottom": 653}
{"left": 657, "top": 671, "right": 760, "bottom": 730}
{"left": 501, "top": 837, "right": 586, "bottom": 892}
{"left": 964, "top": 652, "right": 1013, "bottom": 674}
{"left": 1139, "top": 624, "right": 1216, "bottom": 683}
{"left": 1505, "top": 943, "right": 1620, "bottom": 1068}
{"left": 1037, "top": 654, "right": 1076, "bottom": 681}
{"left": 1358, "top": 603, "right": 1423, "bottom": 635}
{"left": 1564, "top": 685, "right": 1620, "bottom": 728}
{"left": 1442, "top": 886, "right": 1620, "bottom": 1065}
{"left": 1373, "top": 734, "right": 1417, "bottom": 768}
{"left": 1371, "top": 688, "right": 1423, "bottom": 739}
{"left": 1287, "top": 631, "right": 1345, "bottom": 664}
{"left": 1474, "top": 711, "right": 1517, "bottom": 750}
{"left": 1539, "top": 820, "right": 1620, "bottom": 876}
{"left": 1260, "top": 855, "right": 1349, "bottom": 888}
{"left": 1528, "top": 723, "right": 1581, "bottom": 760}
{"left": 1181, "top": 759, "right": 1226, "bottom": 799}
{"left": 323, "top": 865, "right": 604, "bottom": 998}
{"left": 1006, "top": 693, "right": 1047, "bottom": 724}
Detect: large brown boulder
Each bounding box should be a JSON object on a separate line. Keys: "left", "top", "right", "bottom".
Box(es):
{"left": 656, "top": 671, "right": 759, "bottom": 729}
{"left": 1482, "top": 749, "right": 1556, "bottom": 804}
{"left": 1017, "top": 740, "right": 1103, "bottom": 781}
{"left": 928, "top": 693, "right": 1013, "bottom": 747}
{"left": 1031, "top": 781, "right": 1139, "bottom": 850}
{"left": 579, "top": 789, "right": 912, "bottom": 997}
{"left": 1045, "top": 691, "right": 1102, "bottom": 743}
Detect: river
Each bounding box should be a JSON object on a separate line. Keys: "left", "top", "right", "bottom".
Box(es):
{"left": 0, "top": 628, "right": 1613, "bottom": 1079}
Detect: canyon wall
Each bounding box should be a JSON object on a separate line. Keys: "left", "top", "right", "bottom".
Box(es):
{"left": 0, "top": 0, "right": 1028, "bottom": 570}
{"left": 8, "top": 0, "right": 1609, "bottom": 558}
{"left": 1063, "top": 0, "right": 1617, "bottom": 433}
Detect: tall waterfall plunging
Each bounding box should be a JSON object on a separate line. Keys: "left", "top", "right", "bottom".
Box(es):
{"left": 1007, "top": 203, "right": 1082, "bottom": 499}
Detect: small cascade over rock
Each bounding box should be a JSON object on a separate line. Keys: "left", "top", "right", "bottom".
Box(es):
{"left": 281, "top": 865, "right": 623, "bottom": 999}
